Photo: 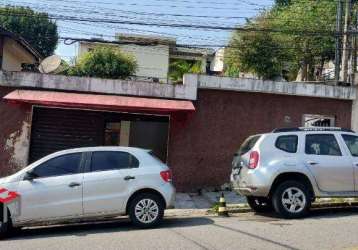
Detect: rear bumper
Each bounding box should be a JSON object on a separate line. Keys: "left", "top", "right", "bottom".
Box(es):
{"left": 230, "top": 169, "right": 271, "bottom": 197}
{"left": 232, "top": 187, "right": 269, "bottom": 197}
{"left": 162, "top": 184, "right": 176, "bottom": 209}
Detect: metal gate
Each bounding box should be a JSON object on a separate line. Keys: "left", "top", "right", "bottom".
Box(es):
{"left": 29, "top": 107, "right": 103, "bottom": 163}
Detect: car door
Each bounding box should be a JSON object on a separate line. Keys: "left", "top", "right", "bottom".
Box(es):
{"left": 16, "top": 152, "right": 84, "bottom": 222}
{"left": 304, "top": 133, "right": 354, "bottom": 192}
{"left": 82, "top": 150, "right": 140, "bottom": 215}
{"left": 340, "top": 134, "right": 358, "bottom": 192}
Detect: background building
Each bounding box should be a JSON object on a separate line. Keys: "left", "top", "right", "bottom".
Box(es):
{"left": 77, "top": 34, "right": 222, "bottom": 83}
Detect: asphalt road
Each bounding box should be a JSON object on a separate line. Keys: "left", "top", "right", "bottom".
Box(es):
{"left": 1, "top": 207, "right": 358, "bottom": 250}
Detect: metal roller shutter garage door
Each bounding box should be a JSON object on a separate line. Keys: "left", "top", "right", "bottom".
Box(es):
{"left": 29, "top": 107, "right": 103, "bottom": 163}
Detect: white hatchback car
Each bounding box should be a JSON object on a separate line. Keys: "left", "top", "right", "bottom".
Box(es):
{"left": 0, "top": 147, "right": 175, "bottom": 237}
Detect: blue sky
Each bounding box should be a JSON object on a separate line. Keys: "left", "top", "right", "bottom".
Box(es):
{"left": 1, "top": 0, "right": 273, "bottom": 59}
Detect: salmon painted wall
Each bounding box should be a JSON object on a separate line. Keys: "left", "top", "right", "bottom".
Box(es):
{"left": 0, "top": 87, "right": 32, "bottom": 176}
{"left": 168, "top": 89, "right": 352, "bottom": 192}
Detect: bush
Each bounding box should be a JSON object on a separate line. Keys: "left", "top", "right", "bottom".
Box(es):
{"left": 169, "top": 59, "right": 202, "bottom": 84}
{"left": 68, "top": 46, "right": 137, "bottom": 79}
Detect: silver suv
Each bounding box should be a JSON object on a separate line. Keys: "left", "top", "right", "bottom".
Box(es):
{"left": 231, "top": 127, "right": 358, "bottom": 218}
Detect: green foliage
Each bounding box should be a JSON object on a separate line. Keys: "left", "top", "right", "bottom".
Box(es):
{"left": 210, "top": 202, "right": 220, "bottom": 213}
{"left": 67, "top": 46, "right": 137, "bottom": 79}
{"left": 226, "top": 20, "right": 286, "bottom": 79}
{"left": 0, "top": 6, "right": 58, "bottom": 57}
{"left": 169, "top": 59, "right": 202, "bottom": 83}
{"left": 225, "top": 0, "right": 338, "bottom": 81}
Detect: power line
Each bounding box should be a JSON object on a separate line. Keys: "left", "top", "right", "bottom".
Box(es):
{"left": 2, "top": 0, "right": 265, "bottom": 12}
{"left": 0, "top": 1, "right": 335, "bottom": 22}
{"left": 0, "top": 12, "right": 341, "bottom": 36}
{"left": 59, "top": 36, "right": 354, "bottom": 53}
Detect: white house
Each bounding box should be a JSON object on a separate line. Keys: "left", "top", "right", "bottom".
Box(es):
{"left": 77, "top": 34, "right": 222, "bottom": 83}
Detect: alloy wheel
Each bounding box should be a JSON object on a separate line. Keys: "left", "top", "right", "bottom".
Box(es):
{"left": 281, "top": 187, "right": 307, "bottom": 214}
{"left": 134, "top": 198, "right": 159, "bottom": 224}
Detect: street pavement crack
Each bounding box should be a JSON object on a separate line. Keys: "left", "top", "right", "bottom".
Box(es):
{"left": 169, "top": 228, "right": 216, "bottom": 250}
{"left": 211, "top": 223, "right": 301, "bottom": 250}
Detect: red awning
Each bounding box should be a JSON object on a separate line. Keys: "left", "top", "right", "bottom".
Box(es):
{"left": 3, "top": 90, "right": 195, "bottom": 113}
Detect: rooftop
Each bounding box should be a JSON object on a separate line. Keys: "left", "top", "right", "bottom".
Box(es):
{"left": 116, "top": 33, "right": 176, "bottom": 45}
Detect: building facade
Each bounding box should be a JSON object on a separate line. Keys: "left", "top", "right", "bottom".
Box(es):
{"left": 0, "top": 27, "right": 42, "bottom": 72}
{"left": 0, "top": 70, "right": 355, "bottom": 191}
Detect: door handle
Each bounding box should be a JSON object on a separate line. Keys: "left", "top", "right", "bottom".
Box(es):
{"left": 124, "top": 176, "right": 135, "bottom": 181}
{"left": 307, "top": 161, "right": 318, "bottom": 166}
{"left": 354, "top": 162, "right": 358, "bottom": 167}
{"left": 68, "top": 182, "right": 81, "bottom": 188}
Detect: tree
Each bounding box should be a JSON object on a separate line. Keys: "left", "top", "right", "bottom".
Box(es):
{"left": 225, "top": 16, "right": 288, "bottom": 80}
{"left": 225, "top": 0, "right": 338, "bottom": 81}
{"left": 270, "top": 0, "right": 337, "bottom": 80}
{"left": 0, "top": 6, "right": 58, "bottom": 57}
{"left": 225, "top": 18, "right": 286, "bottom": 79}
{"left": 68, "top": 46, "right": 137, "bottom": 79}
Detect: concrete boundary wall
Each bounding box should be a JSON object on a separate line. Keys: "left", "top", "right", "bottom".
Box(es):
{"left": 0, "top": 71, "right": 198, "bottom": 100}
{"left": 184, "top": 74, "right": 356, "bottom": 100}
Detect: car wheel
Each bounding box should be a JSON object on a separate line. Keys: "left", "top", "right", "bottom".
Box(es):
{"left": 129, "top": 193, "right": 164, "bottom": 228}
{"left": 272, "top": 180, "right": 311, "bottom": 219}
{"left": 246, "top": 196, "right": 273, "bottom": 213}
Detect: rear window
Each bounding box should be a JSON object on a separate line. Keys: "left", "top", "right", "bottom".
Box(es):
{"left": 90, "top": 151, "right": 139, "bottom": 172}
{"left": 238, "top": 135, "right": 261, "bottom": 155}
{"left": 275, "top": 135, "right": 298, "bottom": 153}
{"left": 305, "top": 134, "right": 341, "bottom": 156}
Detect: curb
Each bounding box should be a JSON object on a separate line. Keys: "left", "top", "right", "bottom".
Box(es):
{"left": 221, "top": 202, "right": 358, "bottom": 214}
{"left": 311, "top": 201, "right": 358, "bottom": 209}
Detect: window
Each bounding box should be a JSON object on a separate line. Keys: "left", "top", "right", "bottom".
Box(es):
{"left": 342, "top": 134, "right": 358, "bottom": 157}
{"left": 303, "top": 114, "right": 335, "bottom": 127}
{"left": 237, "top": 135, "right": 261, "bottom": 156}
{"left": 275, "top": 135, "right": 298, "bottom": 153}
{"left": 90, "top": 151, "right": 139, "bottom": 172}
{"left": 33, "top": 153, "right": 82, "bottom": 178}
{"left": 305, "top": 134, "right": 341, "bottom": 156}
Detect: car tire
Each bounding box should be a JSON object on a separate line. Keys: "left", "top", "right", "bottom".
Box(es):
{"left": 129, "top": 193, "right": 164, "bottom": 228}
{"left": 272, "top": 180, "right": 311, "bottom": 219}
{"left": 0, "top": 207, "right": 12, "bottom": 240}
{"left": 246, "top": 196, "right": 273, "bottom": 213}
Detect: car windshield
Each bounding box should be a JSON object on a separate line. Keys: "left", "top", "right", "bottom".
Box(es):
{"left": 237, "top": 135, "right": 261, "bottom": 156}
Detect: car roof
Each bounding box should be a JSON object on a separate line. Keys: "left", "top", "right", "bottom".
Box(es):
{"left": 272, "top": 127, "right": 355, "bottom": 134}
{"left": 50, "top": 146, "right": 150, "bottom": 155}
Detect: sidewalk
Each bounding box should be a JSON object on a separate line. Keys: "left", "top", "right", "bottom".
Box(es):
{"left": 174, "top": 191, "right": 247, "bottom": 209}
{"left": 173, "top": 191, "right": 358, "bottom": 212}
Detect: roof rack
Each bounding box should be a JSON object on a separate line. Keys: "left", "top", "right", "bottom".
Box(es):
{"left": 272, "top": 127, "right": 355, "bottom": 133}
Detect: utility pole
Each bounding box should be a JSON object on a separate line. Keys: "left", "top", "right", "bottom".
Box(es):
{"left": 341, "top": 0, "right": 352, "bottom": 84}
{"left": 335, "top": 0, "right": 343, "bottom": 84}
{"left": 351, "top": 11, "right": 358, "bottom": 85}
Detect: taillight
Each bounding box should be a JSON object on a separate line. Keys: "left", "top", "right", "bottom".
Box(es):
{"left": 160, "top": 170, "right": 172, "bottom": 182}
{"left": 249, "top": 151, "right": 259, "bottom": 169}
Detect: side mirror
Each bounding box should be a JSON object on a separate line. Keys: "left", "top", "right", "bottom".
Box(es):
{"left": 23, "top": 171, "right": 38, "bottom": 181}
